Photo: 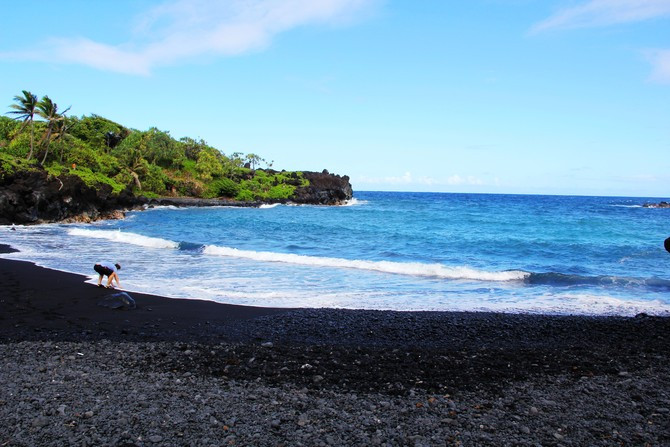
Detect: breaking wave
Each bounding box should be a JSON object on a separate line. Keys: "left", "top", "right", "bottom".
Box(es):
{"left": 66, "top": 228, "right": 529, "bottom": 281}
{"left": 67, "top": 228, "right": 179, "bottom": 249}
{"left": 202, "top": 244, "right": 528, "bottom": 281}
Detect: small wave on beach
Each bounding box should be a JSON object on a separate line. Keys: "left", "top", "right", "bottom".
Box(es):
{"left": 500, "top": 292, "right": 670, "bottom": 317}
{"left": 67, "top": 228, "right": 179, "bottom": 249}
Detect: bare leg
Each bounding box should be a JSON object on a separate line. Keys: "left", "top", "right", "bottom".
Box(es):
{"left": 97, "top": 274, "right": 103, "bottom": 286}
{"left": 107, "top": 273, "right": 120, "bottom": 288}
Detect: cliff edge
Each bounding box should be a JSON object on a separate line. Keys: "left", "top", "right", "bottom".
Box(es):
{"left": 0, "top": 168, "right": 353, "bottom": 225}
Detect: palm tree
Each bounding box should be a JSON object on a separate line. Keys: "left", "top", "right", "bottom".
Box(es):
{"left": 7, "top": 90, "right": 39, "bottom": 160}
{"left": 53, "top": 112, "right": 73, "bottom": 163}
{"left": 36, "top": 96, "right": 70, "bottom": 166}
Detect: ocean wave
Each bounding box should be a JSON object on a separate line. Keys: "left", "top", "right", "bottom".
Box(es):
{"left": 177, "top": 241, "right": 206, "bottom": 251}
{"left": 202, "top": 244, "right": 528, "bottom": 281}
{"left": 525, "top": 272, "right": 670, "bottom": 290}
{"left": 67, "top": 228, "right": 179, "bottom": 249}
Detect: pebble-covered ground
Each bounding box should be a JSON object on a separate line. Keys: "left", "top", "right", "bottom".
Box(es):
{"left": 2, "top": 308, "right": 669, "bottom": 446}
{"left": 2, "top": 254, "right": 669, "bottom": 446}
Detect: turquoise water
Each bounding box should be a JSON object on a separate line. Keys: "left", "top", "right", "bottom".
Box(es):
{"left": 2, "top": 191, "right": 670, "bottom": 315}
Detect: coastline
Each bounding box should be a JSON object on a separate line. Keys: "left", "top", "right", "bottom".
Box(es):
{"left": 0, "top": 169, "right": 353, "bottom": 225}
{"left": 1, "top": 246, "right": 669, "bottom": 445}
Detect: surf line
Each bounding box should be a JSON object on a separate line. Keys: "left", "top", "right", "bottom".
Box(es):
{"left": 68, "top": 228, "right": 529, "bottom": 282}
{"left": 203, "top": 244, "right": 529, "bottom": 282}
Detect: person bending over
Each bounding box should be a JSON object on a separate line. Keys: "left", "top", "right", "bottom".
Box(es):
{"left": 94, "top": 262, "right": 121, "bottom": 289}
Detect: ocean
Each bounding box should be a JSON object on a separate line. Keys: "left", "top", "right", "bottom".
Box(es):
{"left": 2, "top": 191, "right": 670, "bottom": 316}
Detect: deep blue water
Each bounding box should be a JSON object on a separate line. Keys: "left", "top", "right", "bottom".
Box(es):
{"left": 2, "top": 191, "right": 670, "bottom": 315}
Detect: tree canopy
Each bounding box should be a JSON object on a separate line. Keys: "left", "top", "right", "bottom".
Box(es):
{"left": 1, "top": 91, "right": 307, "bottom": 201}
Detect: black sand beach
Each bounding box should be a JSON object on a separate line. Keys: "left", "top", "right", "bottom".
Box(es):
{"left": 1, "top": 244, "right": 669, "bottom": 446}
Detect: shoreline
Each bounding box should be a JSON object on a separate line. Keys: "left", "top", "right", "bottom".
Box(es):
{"left": 2, "top": 246, "right": 670, "bottom": 445}
{"left": 0, "top": 248, "right": 290, "bottom": 343}
{"left": 2, "top": 243, "right": 667, "bottom": 341}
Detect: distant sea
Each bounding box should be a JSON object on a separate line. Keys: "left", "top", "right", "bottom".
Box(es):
{"left": 2, "top": 191, "right": 670, "bottom": 316}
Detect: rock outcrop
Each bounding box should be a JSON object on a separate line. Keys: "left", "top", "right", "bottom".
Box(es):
{"left": 643, "top": 201, "right": 670, "bottom": 208}
{"left": 0, "top": 168, "right": 354, "bottom": 225}
{"left": 292, "top": 170, "right": 353, "bottom": 205}
{"left": 148, "top": 170, "right": 353, "bottom": 208}
{"left": 0, "top": 169, "right": 145, "bottom": 225}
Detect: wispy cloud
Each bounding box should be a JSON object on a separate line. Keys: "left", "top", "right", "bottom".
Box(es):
{"left": 531, "top": 0, "right": 670, "bottom": 33}
{"left": 357, "top": 172, "right": 489, "bottom": 187}
{"left": 358, "top": 172, "right": 414, "bottom": 185}
{"left": 531, "top": 1, "right": 670, "bottom": 84}
{"left": 646, "top": 49, "right": 670, "bottom": 83}
{"left": 0, "top": 0, "right": 377, "bottom": 75}
{"left": 445, "top": 175, "right": 485, "bottom": 186}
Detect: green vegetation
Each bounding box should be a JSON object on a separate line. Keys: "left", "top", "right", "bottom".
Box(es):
{"left": 1, "top": 91, "right": 308, "bottom": 201}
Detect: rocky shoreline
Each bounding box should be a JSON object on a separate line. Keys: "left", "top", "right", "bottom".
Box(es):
{"left": 643, "top": 201, "right": 670, "bottom": 208}
{"left": 0, "top": 169, "right": 353, "bottom": 225}
{"left": 1, "top": 252, "right": 669, "bottom": 446}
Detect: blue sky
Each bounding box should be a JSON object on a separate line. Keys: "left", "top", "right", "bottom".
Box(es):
{"left": 1, "top": 0, "right": 668, "bottom": 197}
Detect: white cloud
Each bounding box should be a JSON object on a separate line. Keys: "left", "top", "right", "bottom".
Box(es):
{"left": 1, "top": 0, "right": 377, "bottom": 75}
{"left": 531, "top": 0, "right": 670, "bottom": 33}
{"left": 358, "top": 171, "right": 414, "bottom": 185}
{"left": 646, "top": 49, "right": 670, "bottom": 83}
{"left": 446, "top": 175, "right": 484, "bottom": 186}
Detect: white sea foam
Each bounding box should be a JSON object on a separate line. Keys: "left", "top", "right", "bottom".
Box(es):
{"left": 341, "top": 198, "right": 368, "bottom": 207}
{"left": 260, "top": 203, "right": 281, "bottom": 209}
{"left": 145, "top": 205, "right": 180, "bottom": 210}
{"left": 497, "top": 293, "right": 670, "bottom": 317}
{"left": 67, "top": 228, "right": 179, "bottom": 249}
{"left": 202, "top": 244, "right": 528, "bottom": 281}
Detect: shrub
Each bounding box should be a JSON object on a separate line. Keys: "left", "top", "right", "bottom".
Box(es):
{"left": 64, "top": 141, "right": 120, "bottom": 176}
{"left": 196, "top": 149, "right": 224, "bottom": 180}
{"left": 0, "top": 116, "right": 19, "bottom": 144}
{"left": 204, "top": 177, "right": 240, "bottom": 199}
{"left": 142, "top": 164, "right": 168, "bottom": 194}
{"left": 69, "top": 166, "right": 126, "bottom": 193}
{"left": 5, "top": 133, "right": 31, "bottom": 158}
{"left": 0, "top": 152, "right": 38, "bottom": 180}
{"left": 266, "top": 183, "right": 296, "bottom": 200}
{"left": 235, "top": 189, "right": 256, "bottom": 201}
{"left": 180, "top": 159, "right": 197, "bottom": 177}
{"left": 69, "top": 115, "right": 128, "bottom": 151}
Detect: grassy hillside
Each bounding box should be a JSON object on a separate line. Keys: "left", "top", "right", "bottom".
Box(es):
{"left": 1, "top": 92, "right": 308, "bottom": 201}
